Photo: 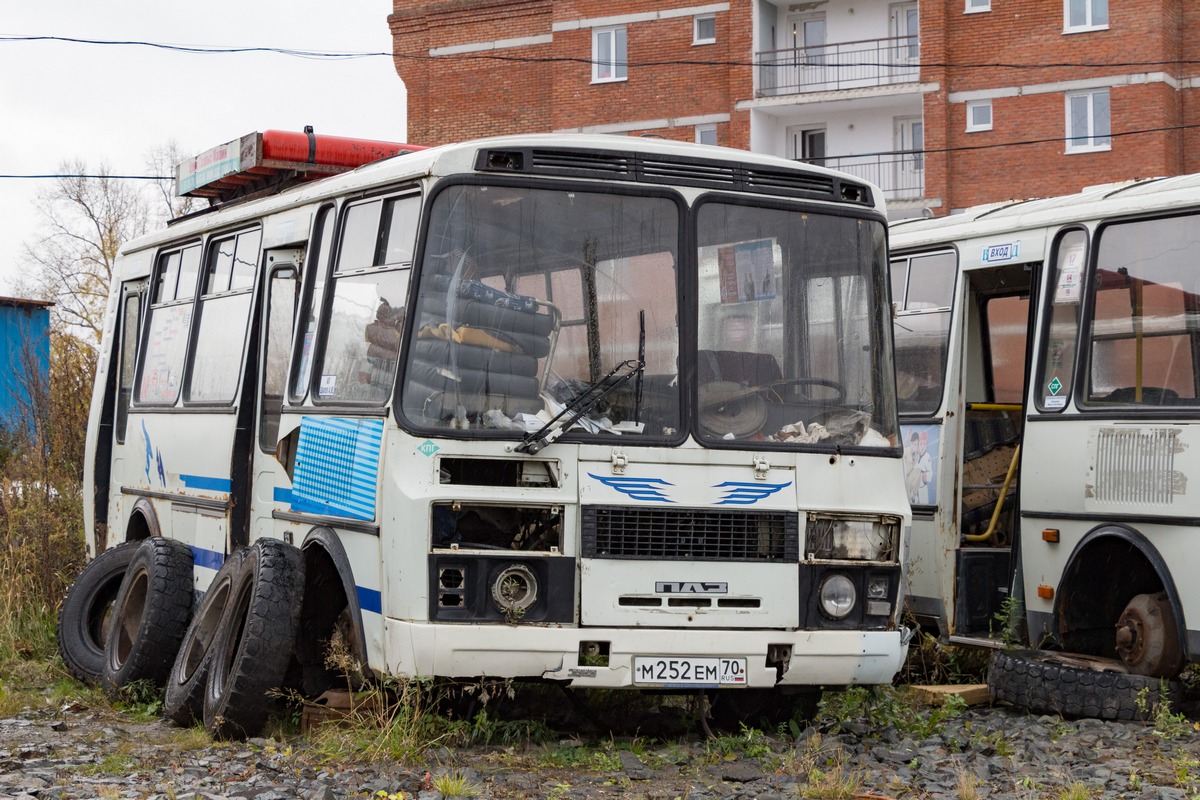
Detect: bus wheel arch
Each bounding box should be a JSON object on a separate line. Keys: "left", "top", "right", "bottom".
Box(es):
{"left": 1055, "top": 524, "right": 1187, "bottom": 677}
{"left": 125, "top": 498, "right": 161, "bottom": 542}
{"left": 297, "top": 528, "right": 369, "bottom": 695}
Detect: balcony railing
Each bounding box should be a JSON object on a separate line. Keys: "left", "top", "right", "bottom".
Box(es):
{"left": 758, "top": 36, "right": 919, "bottom": 96}
{"left": 802, "top": 153, "right": 924, "bottom": 201}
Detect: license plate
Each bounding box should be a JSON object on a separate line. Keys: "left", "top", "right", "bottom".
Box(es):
{"left": 633, "top": 656, "right": 747, "bottom": 687}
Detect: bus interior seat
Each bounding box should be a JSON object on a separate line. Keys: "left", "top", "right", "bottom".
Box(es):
{"left": 696, "top": 350, "right": 782, "bottom": 387}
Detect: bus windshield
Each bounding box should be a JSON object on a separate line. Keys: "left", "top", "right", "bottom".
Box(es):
{"left": 401, "top": 182, "right": 896, "bottom": 448}
{"left": 402, "top": 182, "right": 682, "bottom": 437}
{"left": 696, "top": 202, "right": 896, "bottom": 447}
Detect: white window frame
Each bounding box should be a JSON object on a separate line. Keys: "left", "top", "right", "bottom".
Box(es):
{"left": 965, "top": 0, "right": 990, "bottom": 12}
{"left": 693, "top": 14, "right": 716, "bottom": 45}
{"left": 592, "top": 25, "right": 627, "bottom": 83}
{"left": 1064, "top": 0, "right": 1108, "bottom": 32}
{"left": 695, "top": 124, "right": 718, "bottom": 146}
{"left": 966, "top": 99, "right": 993, "bottom": 132}
{"left": 1065, "top": 89, "right": 1111, "bottom": 153}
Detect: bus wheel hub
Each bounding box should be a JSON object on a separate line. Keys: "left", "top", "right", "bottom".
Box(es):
{"left": 1115, "top": 592, "right": 1182, "bottom": 678}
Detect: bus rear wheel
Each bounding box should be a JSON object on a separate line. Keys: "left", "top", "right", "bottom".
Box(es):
{"left": 204, "top": 538, "right": 304, "bottom": 740}
{"left": 1115, "top": 592, "right": 1184, "bottom": 679}
{"left": 164, "top": 547, "right": 247, "bottom": 727}
{"left": 988, "top": 648, "right": 1181, "bottom": 721}
{"left": 101, "top": 537, "right": 194, "bottom": 695}
{"left": 56, "top": 541, "right": 142, "bottom": 685}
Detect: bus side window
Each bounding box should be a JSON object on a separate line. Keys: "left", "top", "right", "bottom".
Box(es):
{"left": 260, "top": 267, "right": 297, "bottom": 451}
{"left": 291, "top": 205, "right": 336, "bottom": 402}
{"left": 984, "top": 294, "right": 1030, "bottom": 404}
{"left": 137, "top": 243, "right": 201, "bottom": 405}
{"left": 1034, "top": 229, "right": 1086, "bottom": 412}
{"left": 186, "top": 229, "right": 262, "bottom": 404}
{"left": 115, "top": 289, "right": 142, "bottom": 443}
{"left": 314, "top": 193, "right": 418, "bottom": 404}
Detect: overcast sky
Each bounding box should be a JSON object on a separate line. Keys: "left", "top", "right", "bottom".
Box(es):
{"left": 0, "top": 0, "right": 407, "bottom": 296}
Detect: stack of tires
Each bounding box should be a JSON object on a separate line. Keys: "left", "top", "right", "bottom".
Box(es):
{"left": 57, "top": 537, "right": 304, "bottom": 740}
{"left": 407, "top": 276, "right": 555, "bottom": 422}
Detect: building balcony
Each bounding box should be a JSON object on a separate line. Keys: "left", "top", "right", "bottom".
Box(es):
{"left": 758, "top": 36, "right": 919, "bottom": 97}
{"left": 803, "top": 152, "right": 924, "bottom": 201}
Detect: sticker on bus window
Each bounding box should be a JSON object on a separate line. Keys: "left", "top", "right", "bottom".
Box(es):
{"left": 1044, "top": 396, "right": 1067, "bottom": 409}
{"left": 319, "top": 374, "right": 337, "bottom": 397}
{"left": 717, "top": 240, "right": 776, "bottom": 303}
{"left": 1054, "top": 243, "right": 1085, "bottom": 304}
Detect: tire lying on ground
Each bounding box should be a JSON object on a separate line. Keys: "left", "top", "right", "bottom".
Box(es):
{"left": 56, "top": 540, "right": 143, "bottom": 685}
{"left": 164, "top": 547, "right": 248, "bottom": 727}
{"left": 101, "top": 537, "right": 195, "bottom": 695}
{"left": 988, "top": 648, "right": 1183, "bottom": 721}
{"left": 204, "top": 538, "right": 305, "bottom": 740}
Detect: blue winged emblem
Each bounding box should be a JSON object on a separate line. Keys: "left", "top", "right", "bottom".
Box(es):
{"left": 588, "top": 474, "right": 675, "bottom": 503}
{"left": 713, "top": 481, "right": 792, "bottom": 505}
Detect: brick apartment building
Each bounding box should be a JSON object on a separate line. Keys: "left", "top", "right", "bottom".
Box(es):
{"left": 390, "top": 0, "right": 1200, "bottom": 217}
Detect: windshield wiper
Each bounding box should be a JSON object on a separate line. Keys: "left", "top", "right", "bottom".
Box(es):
{"left": 516, "top": 358, "right": 645, "bottom": 455}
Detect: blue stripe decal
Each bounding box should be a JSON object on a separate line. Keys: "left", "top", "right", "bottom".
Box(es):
{"left": 290, "top": 417, "right": 384, "bottom": 521}
{"left": 357, "top": 586, "right": 382, "bottom": 615}
{"left": 190, "top": 545, "right": 225, "bottom": 571}
{"left": 180, "top": 474, "right": 233, "bottom": 492}
{"left": 273, "top": 487, "right": 293, "bottom": 504}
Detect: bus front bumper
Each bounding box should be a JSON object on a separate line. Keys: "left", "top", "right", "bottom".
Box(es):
{"left": 384, "top": 620, "right": 910, "bottom": 689}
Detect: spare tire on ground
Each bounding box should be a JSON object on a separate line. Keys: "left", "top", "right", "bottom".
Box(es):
{"left": 101, "top": 537, "right": 195, "bottom": 695}
{"left": 988, "top": 648, "right": 1182, "bottom": 721}
{"left": 204, "top": 538, "right": 305, "bottom": 740}
{"left": 57, "top": 541, "right": 143, "bottom": 685}
{"left": 165, "top": 547, "right": 248, "bottom": 727}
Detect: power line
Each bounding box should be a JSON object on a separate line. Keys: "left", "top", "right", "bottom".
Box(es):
{"left": 4, "top": 34, "right": 1200, "bottom": 71}
{"left": 0, "top": 35, "right": 376, "bottom": 60}
{"left": 3, "top": 121, "right": 1200, "bottom": 182}
{"left": 0, "top": 174, "right": 169, "bottom": 181}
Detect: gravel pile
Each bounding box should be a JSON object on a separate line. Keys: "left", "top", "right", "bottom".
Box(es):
{"left": 2, "top": 699, "right": 1199, "bottom": 799}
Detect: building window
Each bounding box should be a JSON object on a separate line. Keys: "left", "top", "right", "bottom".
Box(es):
{"left": 695, "top": 124, "right": 717, "bottom": 146}
{"left": 1065, "top": 89, "right": 1110, "bottom": 152}
{"left": 966, "top": 0, "right": 990, "bottom": 11}
{"left": 694, "top": 14, "right": 716, "bottom": 45}
{"left": 1065, "top": 0, "right": 1107, "bottom": 31}
{"left": 787, "top": 126, "right": 826, "bottom": 165}
{"left": 966, "top": 100, "right": 992, "bottom": 132}
{"left": 592, "top": 26, "right": 627, "bottom": 83}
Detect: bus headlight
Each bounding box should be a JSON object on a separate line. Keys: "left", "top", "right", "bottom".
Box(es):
{"left": 805, "top": 514, "right": 900, "bottom": 561}
{"left": 818, "top": 574, "right": 857, "bottom": 619}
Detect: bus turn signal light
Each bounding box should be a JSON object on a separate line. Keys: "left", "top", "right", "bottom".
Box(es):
{"left": 1042, "top": 528, "right": 1060, "bottom": 543}
{"left": 1037, "top": 584, "right": 1055, "bottom": 599}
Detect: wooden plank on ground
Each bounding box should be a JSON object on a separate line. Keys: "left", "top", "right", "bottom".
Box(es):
{"left": 909, "top": 684, "right": 992, "bottom": 706}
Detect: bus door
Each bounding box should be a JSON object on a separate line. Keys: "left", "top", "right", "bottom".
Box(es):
{"left": 95, "top": 278, "right": 148, "bottom": 553}
{"left": 949, "top": 261, "right": 1036, "bottom": 644}
{"left": 249, "top": 248, "right": 302, "bottom": 538}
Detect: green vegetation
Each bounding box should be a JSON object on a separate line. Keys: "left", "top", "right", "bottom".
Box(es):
{"left": 816, "top": 685, "right": 967, "bottom": 739}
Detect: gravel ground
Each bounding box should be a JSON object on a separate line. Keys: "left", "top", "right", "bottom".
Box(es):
{"left": 2, "top": 685, "right": 1200, "bottom": 800}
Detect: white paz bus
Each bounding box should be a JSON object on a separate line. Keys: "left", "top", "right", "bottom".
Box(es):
{"left": 890, "top": 175, "right": 1200, "bottom": 718}
{"left": 61, "top": 130, "right": 911, "bottom": 738}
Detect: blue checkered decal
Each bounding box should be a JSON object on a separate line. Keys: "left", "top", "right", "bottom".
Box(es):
{"left": 290, "top": 417, "right": 384, "bottom": 521}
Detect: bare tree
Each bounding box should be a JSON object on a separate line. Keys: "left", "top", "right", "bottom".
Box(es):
{"left": 17, "top": 160, "right": 151, "bottom": 343}
{"left": 144, "top": 141, "right": 198, "bottom": 221}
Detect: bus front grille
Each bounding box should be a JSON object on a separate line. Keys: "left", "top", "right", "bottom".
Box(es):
{"left": 581, "top": 506, "right": 799, "bottom": 562}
